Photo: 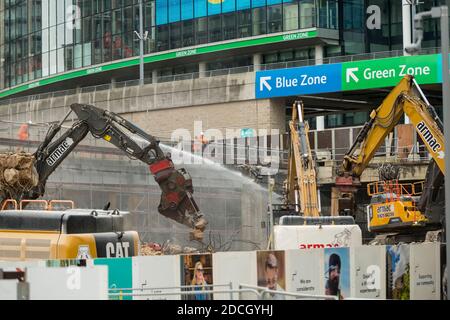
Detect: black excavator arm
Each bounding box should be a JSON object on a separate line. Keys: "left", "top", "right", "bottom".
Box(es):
{"left": 27, "top": 103, "right": 207, "bottom": 240}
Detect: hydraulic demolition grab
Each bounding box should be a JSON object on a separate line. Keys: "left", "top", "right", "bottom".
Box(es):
{"left": 1, "top": 103, "right": 207, "bottom": 241}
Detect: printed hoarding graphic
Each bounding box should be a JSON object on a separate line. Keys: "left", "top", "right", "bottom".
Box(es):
{"left": 386, "top": 244, "right": 410, "bottom": 300}
{"left": 256, "top": 250, "right": 286, "bottom": 300}
{"left": 324, "top": 247, "right": 350, "bottom": 299}
{"left": 180, "top": 253, "right": 214, "bottom": 300}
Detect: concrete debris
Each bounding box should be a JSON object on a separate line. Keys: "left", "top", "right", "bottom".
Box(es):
{"left": 140, "top": 242, "right": 201, "bottom": 255}
{"left": 0, "top": 152, "right": 38, "bottom": 199}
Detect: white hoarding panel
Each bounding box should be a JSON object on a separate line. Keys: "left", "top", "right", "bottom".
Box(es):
{"left": 274, "top": 225, "right": 362, "bottom": 250}
{"left": 213, "top": 251, "right": 257, "bottom": 300}
{"left": 410, "top": 242, "right": 441, "bottom": 300}
{"left": 27, "top": 266, "right": 108, "bottom": 300}
{"left": 351, "top": 245, "right": 386, "bottom": 299}
{"left": 0, "top": 280, "right": 19, "bottom": 300}
{"left": 285, "top": 249, "right": 325, "bottom": 299}
{"left": 132, "top": 255, "right": 181, "bottom": 300}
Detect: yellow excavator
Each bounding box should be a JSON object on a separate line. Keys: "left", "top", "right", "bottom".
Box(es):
{"left": 337, "top": 75, "right": 445, "bottom": 243}
{"left": 284, "top": 100, "right": 320, "bottom": 217}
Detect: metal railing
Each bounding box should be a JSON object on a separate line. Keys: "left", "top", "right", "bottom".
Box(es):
{"left": 0, "top": 47, "right": 441, "bottom": 106}
{"left": 106, "top": 282, "right": 339, "bottom": 300}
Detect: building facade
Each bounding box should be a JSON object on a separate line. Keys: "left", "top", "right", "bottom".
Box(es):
{"left": 0, "top": 0, "right": 445, "bottom": 94}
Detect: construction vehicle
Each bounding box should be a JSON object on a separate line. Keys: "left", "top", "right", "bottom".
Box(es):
{"left": 283, "top": 100, "right": 320, "bottom": 217}
{"left": 0, "top": 103, "right": 207, "bottom": 260}
{"left": 273, "top": 101, "right": 362, "bottom": 250}
{"left": 337, "top": 75, "right": 445, "bottom": 244}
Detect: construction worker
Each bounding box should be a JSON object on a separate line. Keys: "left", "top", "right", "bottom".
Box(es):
{"left": 17, "top": 123, "right": 29, "bottom": 141}
{"left": 193, "top": 131, "right": 208, "bottom": 153}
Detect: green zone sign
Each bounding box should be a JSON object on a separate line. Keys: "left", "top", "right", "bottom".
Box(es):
{"left": 0, "top": 29, "right": 317, "bottom": 100}
{"left": 256, "top": 53, "right": 446, "bottom": 98}
{"left": 342, "top": 54, "right": 440, "bottom": 90}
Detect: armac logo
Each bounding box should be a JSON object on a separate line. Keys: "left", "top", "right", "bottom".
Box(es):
{"left": 46, "top": 137, "right": 74, "bottom": 166}
{"left": 417, "top": 121, "right": 441, "bottom": 152}
{"left": 299, "top": 243, "right": 340, "bottom": 249}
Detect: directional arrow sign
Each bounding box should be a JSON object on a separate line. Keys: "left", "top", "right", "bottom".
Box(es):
{"left": 255, "top": 64, "right": 342, "bottom": 99}
{"left": 342, "top": 54, "right": 440, "bottom": 91}
{"left": 346, "top": 68, "right": 359, "bottom": 83}
{"left": 260, "top": 76, "right": 272, "bottom": 91}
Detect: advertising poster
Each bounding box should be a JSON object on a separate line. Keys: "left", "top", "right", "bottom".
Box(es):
{"left": 324, "top": 247, "right": 350, "bottom": 299}
{"left": 351, "top": 245, "right": 386, "bottom": 299}
{"left": 94, "top": 257, "right": 133, "bottom": 300}
{"left": 132, "top": 255, "right": 181, "bottom": 300}
{"left": 256, "top": 250, "right": 286, "bottom": 300}
{"left": 180, "top": 253, "right": 213, "bottom": 300}
{"left": 410, "top": 242, "right": 441, "bottom": 300}
{"left": 285, "top": 249, "right": 324, "bottom": 299}
{"left": 213, "top": 251, "right": 257, "bottom": 300}
{"left": 386, "top": 244, "right": 410, "bottom": 300}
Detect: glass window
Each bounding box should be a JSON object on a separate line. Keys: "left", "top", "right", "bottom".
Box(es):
{"left": 123, "top": 6, "right": 133, "bottom": 34}
{"left": 194, "top": 0, "right": 207, "bottom": 19}
{"left": 237, "top": 0, "right": 251, "bottom": 10}
{"left": 83, "top": 16, "right": 92, "bottom": 43}
{"left": 170, "top": 22, "right": 182, "bottom": 49}
{"left": 299, "top": 0, "right": 314, "bottom": 29}
{"left": 222, "top": 0, "right": 235, "bottom": 13}
{"left": 182, "top": 20, "right": 194, "bottom": 47}
{"left": 268, "top": 5, "right": 282, "bottom": 33}
{"left": 156, "top": 0, "right": 168, "bottom": 25}
{"left": 237, "top": 9, "right": 252, "bottom": 38}
{"left": 253, "top": 0, "right": 266, "bottom": 8}
{"left": 207, "top": 0, "right": 221, "bottom": 16}
{"left": 156, "top": 25, "right": 169, "bottom": 51}
{"left": 208, "top": 15, "right": 222, "bottom": 43}
{"left": 195, "top": 17, "right": 207, "bottom": 44}
{"left": 252, "top": 7, "right": 266, "bottom": 36}
{"left": 181, "top": 0, "right": 194, "bottom": 21}
{"left": 112, "top": 9, "right": 122, "bottom": 35}
{"left": 169, "top": 0, "right": 181, "bottom": 23}
{"left": 283, "top": 2, "right": 299, "bottom": 31}
{"left": 113, "top": 34, "right": 123, "bottom": 59}
{"left": 223, "top": 12, "right": 236, "bottom": 40}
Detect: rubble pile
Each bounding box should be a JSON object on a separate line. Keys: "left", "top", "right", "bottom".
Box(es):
{"left": 0, "top": 152, "right": 39, "bottom": 199}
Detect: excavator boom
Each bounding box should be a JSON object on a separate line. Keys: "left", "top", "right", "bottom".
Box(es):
{"left": 342, "top": 75, "right": 445, "bottom": 177}
{"left": 1, "top": 103, "right": 207, "bottom": 240}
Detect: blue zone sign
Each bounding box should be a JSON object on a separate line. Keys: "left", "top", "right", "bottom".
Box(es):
{"left": 255, "top": 64, "right": 342, "bottom": 99}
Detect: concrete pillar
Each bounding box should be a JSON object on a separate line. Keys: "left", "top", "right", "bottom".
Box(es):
{"left": 316, "top": 116, "right": 325, "bottom": 131}
{"left": 402, "top": 0, "right": 413, "bottom": 56}
{"left": 199, "top": 62, "right": 207, "bottom": 78}
{"left": 315, "top": 45, "right": 324, "bottom": 65}
{"left": 253, "top": 53, "right": 262, "bottom": 71}
{"left": 152, "top": 70, "right": 158, "bottom": 84}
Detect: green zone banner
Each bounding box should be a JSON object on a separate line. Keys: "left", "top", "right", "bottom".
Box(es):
{"left": 0, "top": 29, "right": 317, "bottom": 99}
{"left": 341, "top": 54, "right": 440, "bottom": 91}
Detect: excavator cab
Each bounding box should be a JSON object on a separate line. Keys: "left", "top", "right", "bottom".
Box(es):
{"left": 366, "top": 180, "right": 428, "bottom": 232}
